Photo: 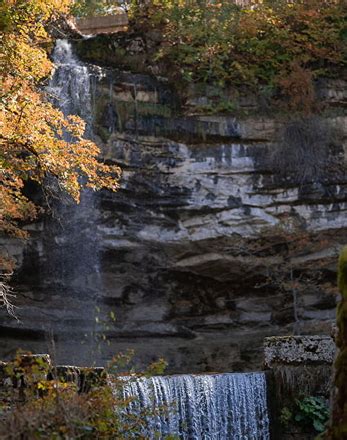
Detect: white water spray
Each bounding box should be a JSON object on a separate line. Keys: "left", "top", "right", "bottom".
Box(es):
{"left": 122, "top": 372, "right": 270, "bottom": 439}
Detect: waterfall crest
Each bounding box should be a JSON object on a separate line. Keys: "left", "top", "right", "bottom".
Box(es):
{"left": 122, "top": 372, "right": 270, "bottom": 439}
{"left": 48, "top": 39, "right": 93, "bottom": 128}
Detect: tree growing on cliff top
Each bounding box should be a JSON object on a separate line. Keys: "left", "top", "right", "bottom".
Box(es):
{"left": 0, "top": 0, "right": 120, "bottom": 314}
{"left": 129, "top": 0, "right": 346, "bottom": 105}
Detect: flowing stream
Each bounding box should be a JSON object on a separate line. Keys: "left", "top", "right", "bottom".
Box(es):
{"left": 122, "top": 372, "right": 270, "bottom": 439}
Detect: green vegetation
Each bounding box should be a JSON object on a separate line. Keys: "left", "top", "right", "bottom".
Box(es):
{"left": 71, "top": 0, "right": 125, "bottom": 17}
{"left": 0, "top": 352, "right": 169, "bottom": 439}
{"left": 192, "top": 98, "right": 237, "bottom": 115}
{"left": 129, "top": 0, "right": 346, "bottom": 111}
{"left": 280, "top": 396, "right": 329, "bottom": 434}
{"left": 294, "top": 397, "right": 329, "bottom": 433}
{"left": 75, "top": 1, "right": 346, "bottom": 113}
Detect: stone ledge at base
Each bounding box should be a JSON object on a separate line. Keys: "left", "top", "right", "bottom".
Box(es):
{"left": 0, "top": 354, "right": 106, "bottom": 392}
{"left": 54, "top": 365, "right": 106, "bottom": 392}
{"left": 264, "top": 335, "right": 336, "bottom": 440}
{"left": 264, "top": 335, "right": 335, "bottom": 368}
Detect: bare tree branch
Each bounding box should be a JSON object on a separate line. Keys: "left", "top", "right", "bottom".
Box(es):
{"left": 0, "top": 274, "right": 18, "bottom": 320}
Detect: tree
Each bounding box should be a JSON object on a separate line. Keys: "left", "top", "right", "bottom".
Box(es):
{"left": 0, "top": 0, "right": 120, "bottom": 314}
{"left": 325, "top": 247, "right": 347, "bottom": 439}
{"left": 71, "top": 0, "right": 126, "bottom": 17}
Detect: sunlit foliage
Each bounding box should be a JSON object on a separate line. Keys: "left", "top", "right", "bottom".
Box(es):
{"left": 131, "top": 0, "right": 346, "bottom": 96}
{"left": 0, "top": 352, "right": 169, "bottom": 439}
{"left": 71, "top": 0, "right": 126, "bottom": 17}
{"left": 0, "top": 0, "right": 120, "bottom": 239}
{"left": 0, "top": 0, "right": 120, "bottom": 312}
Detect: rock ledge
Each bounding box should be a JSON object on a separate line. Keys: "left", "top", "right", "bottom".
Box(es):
{"left": 264, "top": 335, "right": 335, "bottom": 368}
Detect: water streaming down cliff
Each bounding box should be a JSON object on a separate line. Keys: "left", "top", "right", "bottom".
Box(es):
{"left": 48, "top": 39, "right": 93, "bottom": 130}
{"left": 122, "top": 372, "right": 270, "bottom": 439}
{"left": 44, "top": 40, "right": 103, "bottom": 364}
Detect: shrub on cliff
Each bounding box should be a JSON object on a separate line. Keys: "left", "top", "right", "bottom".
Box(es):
{"left": 129, "top": 0, "right": 346, "bottom": 107}
{"left": 0, "top": 379, "right": 137, "bottom": 439}
{"left": 270, "top": 116, "right": 344, "bottom": 186}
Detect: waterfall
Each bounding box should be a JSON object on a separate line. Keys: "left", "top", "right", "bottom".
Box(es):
{"left": 122, "top": 372, "right": 270, "bottom": 439}
{"left": 44, "top": 40, "right": 103, "bottom": 364}
{"left": 48, "top": 39, "right": 93, "bottom": 130}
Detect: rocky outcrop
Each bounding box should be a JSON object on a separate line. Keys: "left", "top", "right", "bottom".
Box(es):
{"left": 74, "top": 14, "right": 128, "bottom": 35}
{"left": 0, "top": 50, "right": 346, "bottom": 373}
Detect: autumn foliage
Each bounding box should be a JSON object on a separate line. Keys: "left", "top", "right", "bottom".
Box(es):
{"left": 0, "top": 0, "right": 120, "bottom": 242}
{"left": 0, "top": 0, "right": 120, "bottom": 314}
{"left": 131, "top": 0, "right": 346, "bottom": 103}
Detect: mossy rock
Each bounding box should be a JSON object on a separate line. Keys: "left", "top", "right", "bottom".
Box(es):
{"left": 327, "top": 246, "right": 347, "bottom": 439}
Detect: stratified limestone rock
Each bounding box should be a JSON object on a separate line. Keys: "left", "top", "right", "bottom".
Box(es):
{"left": 0, "top": 64, "right": 346, "bottom": 372}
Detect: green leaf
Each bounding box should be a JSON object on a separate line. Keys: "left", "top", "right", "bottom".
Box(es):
{"left": 295, "top": 414, "right": 304, "bottom": 422}
{"left": 313, "top": 419, "right": 325, "bottom": 433}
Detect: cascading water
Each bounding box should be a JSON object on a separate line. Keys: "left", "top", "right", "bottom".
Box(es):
{"left": 122, "top": 372, "right": 270, "bottom": 439}
{"left": 44, "top": 40, "right": 103, "bottom": 364}
{"left": 48, "top": 39, "right": 93, "bottom": 130}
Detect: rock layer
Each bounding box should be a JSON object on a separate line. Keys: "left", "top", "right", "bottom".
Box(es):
{"left": 0, "top": 58, "right": 346, "bottom": 373}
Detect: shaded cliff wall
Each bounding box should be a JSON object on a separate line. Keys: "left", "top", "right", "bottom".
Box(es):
{"left": 0, "top": 46, "right": 346, "bottom": 372}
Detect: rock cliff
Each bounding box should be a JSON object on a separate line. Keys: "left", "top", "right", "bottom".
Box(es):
{"left": 0, "top": 40, "right": 346, "bottom": 373}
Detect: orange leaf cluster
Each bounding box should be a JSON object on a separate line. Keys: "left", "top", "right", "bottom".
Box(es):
{"left": 0, "top": 0, "right": 120, "bottom": 246}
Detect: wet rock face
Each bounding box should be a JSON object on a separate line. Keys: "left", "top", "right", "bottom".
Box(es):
{"left": 0, "top": 67, "right": 346, "bottom": 373}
